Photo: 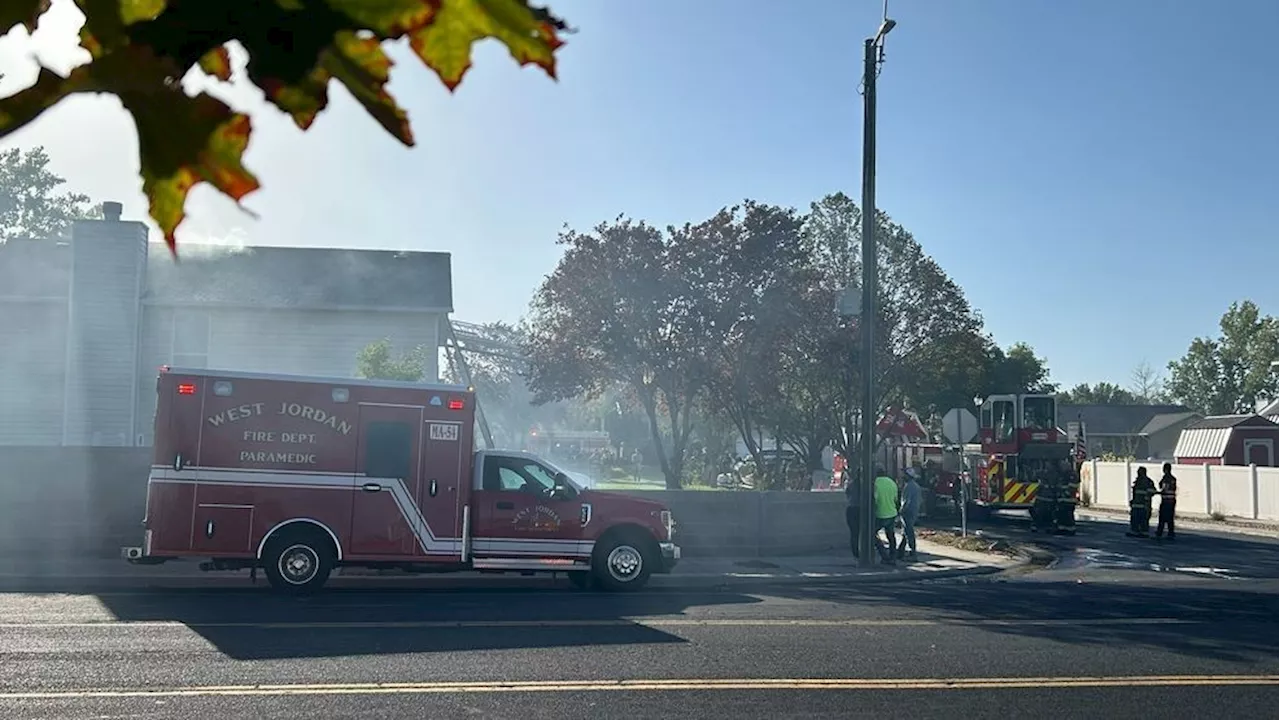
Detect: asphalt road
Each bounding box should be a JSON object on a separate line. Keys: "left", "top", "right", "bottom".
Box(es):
{"left": 1, "top": 527, "right": 1276, "bottom": 720}
{"left": 922, "top": 507, "right": 1279, "bottom": 582}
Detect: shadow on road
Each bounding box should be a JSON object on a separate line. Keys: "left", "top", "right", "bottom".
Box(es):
{"left": 90, "top": 584, "right": 765, "bottom": 661}
{"left": 921, "top": 513, "right": 1279, "bottom": 580}
{"left": 772, "top": 577, "right": 1278, "bottom": 664}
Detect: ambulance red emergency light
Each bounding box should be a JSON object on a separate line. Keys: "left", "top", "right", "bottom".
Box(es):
{"left": 123, "top": 367, "right": 680, "bottom": 594}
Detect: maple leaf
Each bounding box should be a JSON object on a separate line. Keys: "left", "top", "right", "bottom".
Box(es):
{"left": 257, "top": 31, "right": 413, "bottom": 144}
{"left": 198, "top": 46, "right": 232, "bottom": 82}
{"left": 0, "top": 0, "right": 568, "bottom": 254}
{"left": 0, "top": 0, "right": 47, "bottom": 35}
{"left": 410, "top": 0, "right": 566, "bottom": 91}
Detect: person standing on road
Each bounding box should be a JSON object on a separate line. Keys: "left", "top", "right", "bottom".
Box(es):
{"left": 844, "top": 469, "right": 862, "bottom": 559}
{"left": 897, "top": 468, "right": 922, "bottom": 561}
{"left": 1127, "top": 466, "right": 1157, "bottom": 538}
{"left": 873, "top": 467, "right": 900, "bottom": 565}
{"left": 1156, "top": 463, "right": 1178, "bottom": 541}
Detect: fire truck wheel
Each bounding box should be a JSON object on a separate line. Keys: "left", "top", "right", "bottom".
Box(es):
{"left": 591, "top": 531, "right": 653, "bottom": 592}
{"left": 263, "top": 531, "right": 334, "bottom": 595}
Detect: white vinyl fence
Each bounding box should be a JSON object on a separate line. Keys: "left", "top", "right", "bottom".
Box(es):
{"left": 1081, "top": 460, "right": 1279, "bottom": 522}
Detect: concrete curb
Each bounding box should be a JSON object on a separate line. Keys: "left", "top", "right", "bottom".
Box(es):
{"left": 649, "top": 564, "right": 1008, "bottom": 590}
{"left": 1076, "top": 510, "right": 1278, "bottom": 538}
{"left": 0, "top": 561, "right": 1015, "bottom": 593}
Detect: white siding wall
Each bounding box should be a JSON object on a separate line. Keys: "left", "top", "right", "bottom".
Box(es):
{"left": 134, "top": 306, "right": 442, "bottom": 444}
{"left": 0, "top": 299, "right": 68, "bottom": 445}
{"left": 1082, "top": 460, "right": 1280, "bottom": 522}
{"left": 62, "top": 219, "right": 149, "bottom": 446}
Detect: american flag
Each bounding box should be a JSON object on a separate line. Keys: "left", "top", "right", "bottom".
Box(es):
{"left": 1073, "top": 419, "right": 1088, "bottom": 461}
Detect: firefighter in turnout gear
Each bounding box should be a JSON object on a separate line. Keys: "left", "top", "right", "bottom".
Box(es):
{"left": 1127, "top": 467, "right": 1157, "bottom": 537}
{"left": 1030, "top": 464, "right": 1058, "bottom": 533}
{"left": 1054, "top": 458, "right": 1078, "bottom": 535}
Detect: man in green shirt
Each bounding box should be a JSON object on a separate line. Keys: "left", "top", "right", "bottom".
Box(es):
{"left": 873, "top": 467, "right": 900, "bottom": 565}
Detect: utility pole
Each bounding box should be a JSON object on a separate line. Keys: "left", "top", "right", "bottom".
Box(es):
{"left": 857, "top": 13, "right": 896, "bottom": 567}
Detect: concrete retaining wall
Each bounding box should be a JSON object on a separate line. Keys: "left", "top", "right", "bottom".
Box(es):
{"left": 0, "top": 447, "right": 151, "bottom": 562}
{"left": 618, "top": 490, "right": 849, "bottom": 557}
{"left": 0, "top": 448, "right": 852, "bottom": 561}
{"left": 1082, "top": 459, "right": 1280, "bottom": 522}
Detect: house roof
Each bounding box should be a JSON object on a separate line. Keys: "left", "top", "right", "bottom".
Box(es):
{"left": 145, "top": 245, "right": 453, "bottom": 311}
{"left": 0, "top": 238, "right": 70, "bottom": 298}
{"left": 1174, "top": 427, "right": 1233, "bottom": 458}
{"left": 0, "top": 238, "right": 454, "bottom": 312}
{"left": 1059, "top": 403, "right": 1194, "bottom": 436}
{"left": 1174, "top": 414, "right": 1280, "bottom": 459}
{"left": 1139, "top": 411, "right": 1201, "bottom": 435}
{"left": 1184, "top": 414, "right": 1265, "bottom": 430}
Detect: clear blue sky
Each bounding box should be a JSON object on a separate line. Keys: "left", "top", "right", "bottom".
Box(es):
{"left": 4, "top": 0, "right": 1276, "bottom": 390}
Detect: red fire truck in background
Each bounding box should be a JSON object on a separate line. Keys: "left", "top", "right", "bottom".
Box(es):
{"left": 969, "top": 393, "right": 1076, "bottom": 519}
{"left": 122, "top": 367, "right": 680, "bottom": 594}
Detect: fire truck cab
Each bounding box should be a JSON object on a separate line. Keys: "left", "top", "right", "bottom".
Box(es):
{"left": 122, "top": 368, "right": 680, "bottom": 594}
{"left": 971, "top": 393, "right": 1075, "bottom": 517}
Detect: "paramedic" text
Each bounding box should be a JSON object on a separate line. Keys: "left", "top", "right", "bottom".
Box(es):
{"left": 240, "top": 451, "right": 318, "bottom": 464}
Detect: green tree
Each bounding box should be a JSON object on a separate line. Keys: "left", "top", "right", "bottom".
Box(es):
{"left": 356, "top": 338, "right": 429, "bottom": 382}
{"left": 989, "top": 342, "right": 1056, "bottom": 395}
{"left": 0, "top": 0, "right": 570, "bottom": 254}
{"left": 1060, "top": 382, "right": 1137, "bottom": 405}
{"left": 524, "top": 218, "right": 706, "bottom": 489}
{"left": 688, "top": 201, "right": 815, "bottom": 487}
{"left": 0, "top": 146, "right": 96, "bottom": 240}
{"left": 771, "top": 193, "right": 985, "bottom": 463}
{"left": 1166, "top": 301, "right": 1279, "bottom": 414}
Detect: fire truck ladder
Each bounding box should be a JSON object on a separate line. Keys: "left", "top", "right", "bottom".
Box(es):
{"left": 442, "top": 319, "right": 527, "bottom": 451}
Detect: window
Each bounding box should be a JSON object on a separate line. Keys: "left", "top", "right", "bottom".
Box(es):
{"left": 172, "top": 310, "right": 210, "bottom": 369}
{"left": 483, "top": 456, "right": 561, "bottom": 495}
{"left": 993, "top": 400, "right": 1016, "bottom": 443}
{"left": 364, "top": 421, "right": 412, "bottom": 479}
{"left": 1021, "top": 396, "right": 1056, "bottom": 431}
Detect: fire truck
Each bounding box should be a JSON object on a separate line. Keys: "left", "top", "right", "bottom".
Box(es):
{"left": 970, "top": 393, "right": 1077, "bottom": 519}
{"left": 121, "top": 367, "right": 680, "bottom": 594}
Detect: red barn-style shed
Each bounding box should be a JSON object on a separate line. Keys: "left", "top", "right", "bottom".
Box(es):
{"left": 1173, "top": 414, "right": 1279, "bottom": 467}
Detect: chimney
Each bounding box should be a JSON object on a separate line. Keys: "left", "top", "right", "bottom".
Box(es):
{"left": 102, "top": 201, "right": 123, "bottom": 222}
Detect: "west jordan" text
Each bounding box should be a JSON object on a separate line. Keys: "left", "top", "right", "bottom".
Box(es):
{"left": 206, "top": 402, "right": 353, "bottom": 435}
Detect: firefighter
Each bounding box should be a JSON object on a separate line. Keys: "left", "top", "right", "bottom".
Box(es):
{"left": 1030, "top": 466, "right": 1058, "bottom": 533}
{"left": 1156, "top": 462, "right": 1178, "bottom": 541}
{"left": 1127, "top": 466, "right": 1157, "bottom": 538}
{"left": 1054, "top": 458, "right": 1078, "bottom": 535}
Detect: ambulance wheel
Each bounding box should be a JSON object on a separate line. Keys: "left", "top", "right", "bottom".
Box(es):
{"left": 591, "top": 531, "right": 653, "bottom": 592}
{"left": 263, "top": 531, "right": 333, "bottom": 595}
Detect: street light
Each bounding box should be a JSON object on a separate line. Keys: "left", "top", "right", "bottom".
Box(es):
{"left": 858, "top": 9, "right": 896, "bottom": 568}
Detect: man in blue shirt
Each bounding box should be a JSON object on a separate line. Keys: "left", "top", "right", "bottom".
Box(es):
{"left": 897, "top": 468, "right": 922, "bottom": 561}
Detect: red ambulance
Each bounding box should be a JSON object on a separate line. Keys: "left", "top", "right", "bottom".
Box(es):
{"left": 122, "top": 367, "right": 680, "bottom": 594}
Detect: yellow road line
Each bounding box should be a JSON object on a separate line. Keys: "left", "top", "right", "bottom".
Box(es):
{"left": 0, "top": 617, "right": 1201, "bottom": 630}
{"left": 2, "top": 675, "right": 1275, "bottom": 699}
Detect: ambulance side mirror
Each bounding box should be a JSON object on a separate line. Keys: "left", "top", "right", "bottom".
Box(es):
{"left": 553, "top": 472, "right": 577, "bottom": 500}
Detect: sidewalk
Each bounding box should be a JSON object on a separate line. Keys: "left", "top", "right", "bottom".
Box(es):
{"left": 1077, "top": 508, "right": 1279, "bottom": 539}
{"left": 0, "top": 538, "right": 1016, "bottom": 592}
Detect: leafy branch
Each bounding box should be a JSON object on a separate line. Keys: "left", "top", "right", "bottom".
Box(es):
{"left": 0, "top": 0, "right": 570, "bottom": 254}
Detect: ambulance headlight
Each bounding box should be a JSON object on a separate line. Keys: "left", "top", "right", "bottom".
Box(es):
{"left": 659, "top": 510, "right": 674, "bottom": 540}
